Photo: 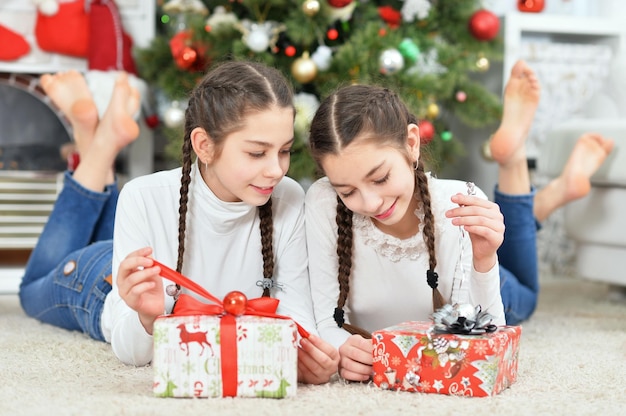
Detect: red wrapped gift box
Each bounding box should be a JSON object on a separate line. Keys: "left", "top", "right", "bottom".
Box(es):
{"left": 372, "top": 321, "right": 521, "bottom": 397}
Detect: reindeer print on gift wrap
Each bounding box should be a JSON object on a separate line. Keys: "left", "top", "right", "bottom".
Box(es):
{"left": 177, "top": 323, "right": 215, "bottom": 357}
{"left": 255, "top": 372, "right": 291, "bottom": 398}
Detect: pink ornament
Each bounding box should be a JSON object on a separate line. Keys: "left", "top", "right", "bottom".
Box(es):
{"left": 456, "top": 91, "right": 467, "bottom": 102}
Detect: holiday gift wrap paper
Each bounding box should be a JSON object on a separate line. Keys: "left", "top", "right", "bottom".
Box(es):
{"left": 372, "top": 321, "right": 521, "bottom": 397}
{"left": 153, "top": 314, "right": 298, "bottom": 398}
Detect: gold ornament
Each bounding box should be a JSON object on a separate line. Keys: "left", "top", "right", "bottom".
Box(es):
{"left": 291, "top": 52, "right": 318, "bottom": 84}
{"left": 427, "top": 103, "right": 440, "bottom": 119}
{"left": 476, "top": 55, "right": 490, "bottom": 72}
{"left": 481, "top": 136, "right": 495, "bottom": 162}
{"left": 302, "top": 0, "right": 320, "bottom": 17}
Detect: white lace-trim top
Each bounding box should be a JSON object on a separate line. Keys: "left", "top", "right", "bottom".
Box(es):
{"left": 305, "top": 175, "right": 505, "bottom": 350}
{"left": 353, "top": 205, "right": 425, "bottom": 262}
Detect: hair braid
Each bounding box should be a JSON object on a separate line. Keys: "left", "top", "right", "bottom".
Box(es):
{"left": 415, "top": 160, "right": 445, "bottom": 311}
{"left": 176, "top": 132, "right": 193, "bottom": 275}
{"left": 334, "top": 196, "right": 372, "bottom": 339}
{"left": 258, "top": 199, "right": 274, "bottom": 297}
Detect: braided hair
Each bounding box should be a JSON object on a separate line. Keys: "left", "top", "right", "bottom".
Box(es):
{"left": 308, "top": 84, "right": 445, "bottom": 338}
{"left": 175, "top": 60, "right": 294, "bottom": 297}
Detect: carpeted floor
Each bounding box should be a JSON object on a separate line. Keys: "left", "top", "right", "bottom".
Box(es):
{"left": 1, "top": 276, "right": 625, "bottom": 416}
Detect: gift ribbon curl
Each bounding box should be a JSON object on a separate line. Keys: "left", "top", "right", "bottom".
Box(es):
{"left": 431, "top": 303, "right": 497, "bottom": 335}
{"left": 153, "top": 260, "right": 309, "bottom": 397}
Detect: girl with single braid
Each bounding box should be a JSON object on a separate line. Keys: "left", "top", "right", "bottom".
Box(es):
{"left": 305, "top": 60, "right": 613, "bottom": 382}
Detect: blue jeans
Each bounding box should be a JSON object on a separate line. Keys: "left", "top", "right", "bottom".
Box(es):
{"left": 19, "top": 172, "right": 117, "bottom": 341}
{"left": 495, "top": 186, "right": 540, "bottom": 325}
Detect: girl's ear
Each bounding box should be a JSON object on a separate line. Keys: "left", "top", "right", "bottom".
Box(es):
{"left": 406, "top": 123, "right": 421, "bottom": 163}
{"left": 190, "top": 127, "right": 215, "bottom": 164}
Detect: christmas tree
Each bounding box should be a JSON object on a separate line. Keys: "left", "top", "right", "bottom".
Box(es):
{"left": 137, "top": 0, "right": 503, "bottom": 180}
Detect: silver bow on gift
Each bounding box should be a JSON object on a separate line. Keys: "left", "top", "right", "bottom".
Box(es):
{"left": 431, "top": 303, "right": 498, "bottom": 335}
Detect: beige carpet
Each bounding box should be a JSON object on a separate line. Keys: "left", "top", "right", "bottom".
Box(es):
{"left": 2, "top": 276, "right": 626, "bottom": 416}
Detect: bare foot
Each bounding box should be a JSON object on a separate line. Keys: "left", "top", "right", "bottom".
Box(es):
{"left": 534, "top": 133, "right": 614, "bottom": 222}
{"left": 93, "top": 72, "right": 141, "bottom": 153}
{"left": 72, "top": 72, "right": 141, "bottom": 192}
{"left": 489, "top": 60, "right": 541, "bottom": 167}
{"left": 39, "top": 70, "right": 98, "bottom": 156}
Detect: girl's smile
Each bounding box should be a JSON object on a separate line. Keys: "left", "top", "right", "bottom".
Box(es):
{"left": 374, "top": 199, "right": 397, "bottom": 220}
{"left": 321, "top": 141, "right": 420, "bottom": 239}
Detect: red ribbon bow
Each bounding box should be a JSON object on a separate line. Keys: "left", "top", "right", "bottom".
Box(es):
{"left": 154, "top": 260, "right": 309, "bottom": 397}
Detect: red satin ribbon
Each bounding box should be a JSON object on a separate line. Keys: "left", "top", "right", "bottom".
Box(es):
{"left": 153, "top": 260, "right": 309, "bottom": 397}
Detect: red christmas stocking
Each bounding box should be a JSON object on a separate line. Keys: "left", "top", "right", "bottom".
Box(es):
{"left": 0, "top": 24, "right": 30, "bottom": 61}
{"left": 88, "top": 0, "right": 137, "bottom": 74}
{"left": 35, "top": 0, "right": 90, "bottom": 57}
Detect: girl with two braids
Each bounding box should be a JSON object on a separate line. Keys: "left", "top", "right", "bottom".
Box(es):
{"left": 111, "top": 61, "right": 338, "bottom": 383}
{"left": 304, "top": 60, "right": 614, "bottom": 382}
{"left": 20, "top": 61, "right": 339, "bottom": 384}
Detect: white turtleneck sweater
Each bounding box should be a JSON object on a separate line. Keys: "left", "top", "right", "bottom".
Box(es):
{"left": 305, "top": 176, "right": 505, "bottom": 350}
{"left": 102, "top": 163, "right": 317, "bottom": 366}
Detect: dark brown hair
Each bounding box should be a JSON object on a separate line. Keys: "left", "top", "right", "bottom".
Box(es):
{"left": 308, "top": 84, "right": 445, "bottom": 337}
{"left": 176, "top": 60, "right": 294, "bottom": 297}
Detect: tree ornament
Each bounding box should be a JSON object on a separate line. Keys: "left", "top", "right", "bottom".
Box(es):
{"left": 327, "top": 0, "right": 353, "bottom": 8}
{"left": 292, "top": 51, "right": 318, "bottom": 84}
{"left": 163, "top": 100, "right": 185, "bottom": 128}
{"left": 327, "top": 27, "right": 339, "bottom": 41}
{"left": 418, "top": 120, "right": 434, "bottom": 144}
{"left": 205, "top": 6, "right": 238, "bottom": 35}
{"left": 401, "top": 0, "right": 432, "bottom": 22}
{"left": 427, "top": 103, "right": 440, "bottom": 119}
{"left": 379, "top": 48, "right": 404, "bottom": 76}
{"left": 284, "top": 45, "right": 297, "bottom": 57}
{"left": 441, "top": 131, "right": 453, "bottom": 141}
{"left": 323, "top": 1, "right": 357, "bottom": 22}
{"left": 398, "top": 38, "right": 420, "bottom": 62}
{"left": 302, "top": 0, "right": 321, "bottom": 17}
{"left": 246, "top": 25, "right": 271, "bottom": 52}
{"left": 145, "top": 114, "right": 160, "bottom": 129}
{"left": 378, "top": 6, "right": 402, "bottom": 28}
{"left": 163, "top": 0, "right": 208, "bottom": 33}
{"left": 518, "top": 0, "right": 545, "bottom": 13}
{"left": 468, "top": 9, "right": 500, "bottom": 42}
{"left": 481, "top": 138, "right": 494, "bottom": 161}
{"left": 169, "top": 30, "right": 208, "bottom": 72}
{"left": 236, "top": 20, "right": 285, "bottom": 53}
{"left": 455, "top": 90, "right": 467, "bottom": 102}
{"left": 476, "top": 54, "right": 490, "bottom": 71}
{"left": 223, "top": 291, "right": 248, "bottom": 316}
{"left": 311, "top": 45, "right": 333, "bottom": 71}
{"left": 294, "top": 92, "right": 320, "bottom": 142}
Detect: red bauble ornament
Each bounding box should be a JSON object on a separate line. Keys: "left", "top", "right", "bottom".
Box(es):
{"left": 378, "top": 6, "right": 402, "bottom": 28}
{"left": 327, "top": 0, "right": 353, "bottom": 8}
{"left": 169, "top": 30, "right": 209, "bottom": 72}
{"left": 468, "top": 9, "right": 500, "bottom": 42}
{"left": 518, "top": 0, "right": 545, "bottom": 13}
{"left": 223, "top": 291, "right": 248, "bottom": 316}
{"left": 285, "top": 45, "right": 297, "bottom": 57}
{"left": 327, "top": 28, "right": 339, "bottom": 41}
{"left": 419, "top": 120, "right": 435, "bottom": 144}
{"left": 145, "top": 114, "right": 160, "bottom": 129}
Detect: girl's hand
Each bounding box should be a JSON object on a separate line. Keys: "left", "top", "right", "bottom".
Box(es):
{"left": 338, "top": 334, "right": 373, "bottom": 382}
{"left": 446, "top": 194, "right": 505, "bottom": 272}
{"left": 116, "top": 247, "right": 164, "bottom": 334}
{"left": 297, "top": 334, "right": 340, "bottom": 384}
